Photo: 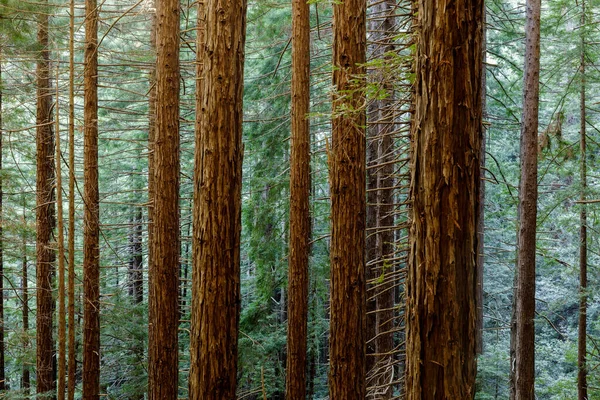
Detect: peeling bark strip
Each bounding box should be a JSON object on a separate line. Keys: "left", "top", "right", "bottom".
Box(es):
{"left": 83, "top": 0, "right": 100, "bottom": 394}
{"left": 328, "top": 0, "right": 367, "bottom": 397}
{"left": 406, "top": 0, "right": 483, "bottom": 398}
{"left": 148, "top": 0, "right": 180, "bottom": 395}
{"left": 36, "top": 2, "right": 56, "bottom": 396}
{"left": 188, "top": 0, "right": 247, "bottom": 397}
{"left": 285, "top": 0, "right": 311, "bottom": 395}
{"left": 515, "top": 0, "right": 540, "bottom": 398}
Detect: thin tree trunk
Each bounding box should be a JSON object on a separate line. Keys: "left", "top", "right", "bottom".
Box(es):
{"left": 148, "top": 0, "right": 180, "bottom": 395}
{"left": 405, "top": 0, "right": 483, "bottom": 397}
{"left": 285, "top": 0, "right": 311, "bottom": 395}
{"left": 67, "top": 0, "right": 77, "bottom": 395}
{"left": 374, "top": 3, "right": 395, "bottom": 391}
{"left": 476, "top": 1, "right": 487, "bottom": 357}
{"left": 515, "top": 0, "right": 541, "bottom": 398}
{"left": 578, "top": 2, "right": 587, "bottom": 398}
{"left": 0, "top": 46, "right": 4, "bottom": 393}
{"left": 129, "top": 209, "right": 143, "bottom": 303}
{"left": 328, "top": 0, "right": 367, "bottom": 396}
{"left": 146, "top": 7, "right": 156, "bottom": 397}
{"left": 188, "top": 0, "right": 247, "bottom": 396}
{"left": 36, "top": 3, "right": 56, "bottom": 396}
{"left": 56, "top": 67, "right": 67, "bottom": 400}
{"left": 82, "top": 0, "right": 100, "bottom": 394}
{"left": 22, "top": 214, "right": 30, "bottom": 396}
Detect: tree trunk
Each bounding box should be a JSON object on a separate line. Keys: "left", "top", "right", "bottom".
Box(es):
{"left": 129, "top": 209, "right": 143, "bottom": 303}
{"left": 285, "top": 0, "right": 311, "bottom": 396}
{"left": 578, "top": 2, "right": 587, "bottom": 398}
{"left": 22, "top": 215, "right": 30, "bottom": 396}
{"left": 188, "top": 0, "right": 247, "bottom": 396}
{"left": 0, "top": 46, "right": 4, "bottom": 393}
{"left": 515, "top": 0, "right": 540, "bottom": 398}
{"left": 146, "top": 6, "right": 156, "bottom": 397}
{"left": 82, "top": 0, "right": 100, "bottom": 394}
{"left": 67, "top": 0, "right": 77, "bottom": 395}
{"left": 328, "top": 0, "right": 367, "bottom": 396}
{"left": 375, "top": 3, "right": 395, "bottom": 391}
{"left": 56, "top": 68, "right": 67, "bottom": 400}
{"left": 36, "top": 4, "right": 56, "bottom": 396}
{"left": 148, "top": 0, "right": 180, "bottom": 395}
{"left": 476, "top": 2, "right": 487, "bottom": 357}
{"left": 405, "top": 0, "right": 483, "bottom": 397}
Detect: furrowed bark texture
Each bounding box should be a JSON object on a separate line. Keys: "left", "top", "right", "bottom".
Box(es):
{"left": 515, "top": 0, "right": 540, "bottom": 398}
{"left": 83, "top": 0, "right": 100, "bottom": 395}
{"left": 36, "top": 6, "right": 56, "bottom": 396}
{"left": 188, "top": 0, "right": 247, "bottom": 397}
{"left": 578, "top": 2, "right": 587, "bottom": 398}
{"left": 148, "top": 0, "right": 180, "bottom": 394}
{"left": 406, "top": 0, "right": 483, "bottom": 398}
{"left": 328, "top": 0, "right": 367, "bottom": 396}
{"left": 285, "top": 0, "right": 311, "bottom": 396}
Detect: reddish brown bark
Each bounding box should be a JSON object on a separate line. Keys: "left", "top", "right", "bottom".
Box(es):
{"left": 328, "top": 0, "right": 367, "bottom": 396}
{"left": 188, "top": 0, "right": 247, "bottom": 397}
{"left": 405, "top": 0, "right": 483, "bottom": 398}
{"left": 36, "top": 5, "right": 56, "bottom": 396}
{"left": 515, "top": 0, "right": 541, "bottom": 398}
{"left": 82, "top": 0, "right": 100, "bottom": 395}
{"left": 285, "top": 0, "right": 311, "bottom": 395}
{"left": 148, "top": 0, "right": 180, "bottom": 394}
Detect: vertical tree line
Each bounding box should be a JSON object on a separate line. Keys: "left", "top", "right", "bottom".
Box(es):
{"left": 406, "top": 0, "right": 483, "bottom": 398}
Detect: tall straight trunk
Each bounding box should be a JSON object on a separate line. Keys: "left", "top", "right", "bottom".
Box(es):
{"left": 328, "top": 0, "right": 367, "bottom": 396}
{"left": 374, "top": 0, "right": 395, "bottom": 380}
{"left": 188, "top": 0, "right": 247, "bottom": 396}
{"left": 148, "top": 0, "right": 180, "bottom": 395}
{"left": 515, "top": 0, "right": 540, "bottom": 398}
{"left": 56, "top": 68, "right": 67, "bottom": 400}
{"left": 146, "top": 7, "right": 156, "bottom": 397}
{"left": 67, "top": 0, "right": 77, "bottom": 396}
{"left": 405, "top": 0, "right": 483, "bottom": 397}
{"left": 36, "top": 4, "right": 56, "bottom": 396}
{"left": 476, "top": 2, "right": 487, "bottom": 356}
{"left": 82, "top": 0, "right": 100, "bottom": 394}
{"left": 0, "top": 46, "right": 4, "bottom": 393}
{"left": 22, "top": 215, "right": 30, "bottom": 395}
{"left": 285, "top": 0, "right": 311, "bottom": 396}
{"left": 365, "top": 12, "right": 379, "bottom": 377}
{"left": 578, "top": 3, "right": 587, "bottom": 398}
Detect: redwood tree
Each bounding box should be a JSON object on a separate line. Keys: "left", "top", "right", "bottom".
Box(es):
{"left": 36, "top": 4, "right": 56, "bottom": 396}
{"left": 328, "top": 0, "right": 367, "bottom": 397}
{"left": 82, "top": 0, "right": 100, "bottom": 394}
{"left": 148, "top": 0, "right": 180, "bottom": 393}
{"left": 515, "top": 0, "right": 541, "bottom": 398}
{"left": 188, "top": 0, "right": 247, "bottom": 396}
{"left": 405, "top": 0, "right": 483, "bottom": 398}
{"left": 285, "top": 0, "right": 311, "bottom": 395}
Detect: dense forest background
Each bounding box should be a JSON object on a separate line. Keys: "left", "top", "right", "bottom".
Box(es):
{"left": 0, "top": 0, "right": 598, "bottom": 398}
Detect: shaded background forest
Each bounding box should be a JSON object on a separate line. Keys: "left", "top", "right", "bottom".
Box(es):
{"left": 0, "top": 0, "right": 599, "bottom": 398}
